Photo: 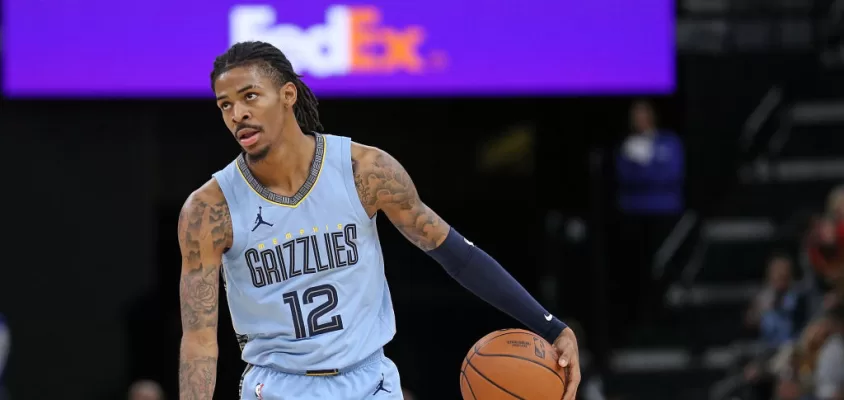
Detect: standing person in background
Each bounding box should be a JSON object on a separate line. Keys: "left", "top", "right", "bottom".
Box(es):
{"left": 612, "top": 99, "right": 684, "bottom": 338}
{"left": 826, "top": 187, "right": 844, "bottom": 303}
{"left": 711, "top": 254, "right": 808, "bottom": 400}
{"left": 807, "top": 186, "right": 844, "bottom": 316}
{"left": 828, "top": 186, "right": 844, "bottom": 221}
{"left": 813, "top": 305, "right": 844, "bottom": 400}
{"left": 745, "top": 254, "right": 809, "bottom": 348}
{"left": 616, "top": 100, "right": 684, "bottom": 218}
{"left": 808, "top": 216, "right": 844, "bottom": 306}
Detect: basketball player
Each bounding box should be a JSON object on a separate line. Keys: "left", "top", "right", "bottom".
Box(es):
{"left": 178, "top": 41, "right": 580, "bottom": 400}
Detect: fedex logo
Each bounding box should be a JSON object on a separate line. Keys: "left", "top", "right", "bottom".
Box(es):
{"left": 229, "top": 5, "right": 445, "bottom": 77}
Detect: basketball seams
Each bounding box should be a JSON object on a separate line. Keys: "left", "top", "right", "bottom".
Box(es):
{"left": 466, "top": 357, "right": 525, "bottom": 400}
{"left": 473, "top": 352, "right": 566, "bottom": 387}
{"left": 460, "top": 371, "right": 478, "bottom": 400}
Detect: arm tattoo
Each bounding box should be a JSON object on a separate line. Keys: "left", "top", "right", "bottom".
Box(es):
{"left": 177, "top": 188, "right": 230, "bottom": 400}
{"left": 179, "top": 262, "right": 219, "bottom": 330}
{"left": 353, "top": 147, "right": 449, "bottom": 251}
{"left": 178, "top": 356, "right": 217, "bottom": 400}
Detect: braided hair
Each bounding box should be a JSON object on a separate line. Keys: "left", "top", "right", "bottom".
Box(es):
{"left": 211, "top": 41, "right": 323, "bottom": 132}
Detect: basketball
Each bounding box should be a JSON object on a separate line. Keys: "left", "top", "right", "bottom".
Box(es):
{"left": 460, "top": 329, "right": 566, "bottom": 399}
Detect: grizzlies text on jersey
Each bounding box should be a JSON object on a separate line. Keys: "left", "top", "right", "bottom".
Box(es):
{"left": 212, "top": 133, "right": 397, "bottom": 372}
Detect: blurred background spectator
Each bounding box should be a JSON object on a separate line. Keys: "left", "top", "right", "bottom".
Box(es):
{"left": 616, "top": 99, "right": 685, "bottom": 217}
{"left": 807, "top": 186, "right": 844, "bottom": 309}
{"left": 811, "top": 306, "right": 844, "bottom": 400}
{"left": 127, "top": 380, "right": 164, "bottom": 400}
{"left": 613, "top": 99, "right": 685, "bottom": 335}
{"left": 746, "top": 254, "right": 808, "bottom": 350}
{"left": 711, "top": 254, "right": 809, "bottom": 400}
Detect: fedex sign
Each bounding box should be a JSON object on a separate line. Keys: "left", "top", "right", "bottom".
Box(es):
{"left": 230, "top": 5, "right": 443, "bottom": 77}
{"left": 4, "top": 0, "right": 674, "bottom": 97}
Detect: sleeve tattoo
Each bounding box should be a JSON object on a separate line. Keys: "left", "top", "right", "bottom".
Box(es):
{"left": 177, "top": 191, "right": 230, "bottom": 400}
{"left": 353, "top": 148, "right": 450, "bottom": 251}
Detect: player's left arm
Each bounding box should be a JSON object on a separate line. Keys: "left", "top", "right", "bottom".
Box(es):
{"left": 351, "top": 143, "right": 450, "bottom": 250}
{"left": 352, "top": 143, "right": 580, "bottom": 396}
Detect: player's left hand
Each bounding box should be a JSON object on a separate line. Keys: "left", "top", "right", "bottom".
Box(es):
{"left": 552, "top": 327, "right": 580, "bottom": 400}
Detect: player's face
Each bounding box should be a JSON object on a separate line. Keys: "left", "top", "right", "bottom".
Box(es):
{"left": 214, "top": 66, "right": 294, "bottom": 160}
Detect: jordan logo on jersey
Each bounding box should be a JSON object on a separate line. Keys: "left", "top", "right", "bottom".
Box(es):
{"left": 252, "top": 206, "right": 274, "bottom": 231}
{"left": 373, "top": 374, "right": 391, "bottom": 395}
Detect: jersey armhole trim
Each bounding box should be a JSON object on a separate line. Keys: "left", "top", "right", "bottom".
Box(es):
{"left": 340, "top": 137, "right": 376, "bottom": 224}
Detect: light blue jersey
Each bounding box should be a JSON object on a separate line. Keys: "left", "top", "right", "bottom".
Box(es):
{"left": 212, "top": 133, "right": 397, "bottom": 375}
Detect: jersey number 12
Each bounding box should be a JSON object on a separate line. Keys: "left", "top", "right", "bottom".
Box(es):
{"left": 282, "top": 284, "right": 344, "bottom": 339}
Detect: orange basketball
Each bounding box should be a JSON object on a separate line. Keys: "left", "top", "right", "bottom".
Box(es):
{"left": 460, "top": 329, "right": 566, "bottom": 400}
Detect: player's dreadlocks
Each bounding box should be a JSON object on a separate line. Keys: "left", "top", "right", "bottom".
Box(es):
{"left": 211, "top": 41, "right": 323, "bottom": 133}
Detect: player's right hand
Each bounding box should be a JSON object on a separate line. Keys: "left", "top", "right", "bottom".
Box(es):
{"left": 552, "top": 327, "right": 580, "bottom": 400}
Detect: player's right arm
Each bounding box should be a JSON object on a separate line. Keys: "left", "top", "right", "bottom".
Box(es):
{"left": 177, "top": 180, "right": 232, "bottom": 400}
